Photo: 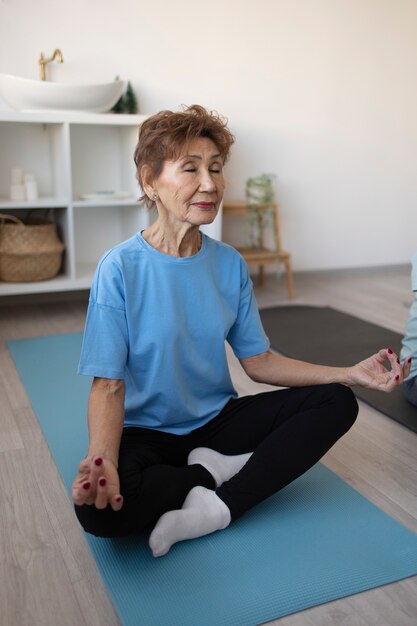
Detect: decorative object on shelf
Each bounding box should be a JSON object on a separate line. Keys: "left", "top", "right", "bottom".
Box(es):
{"left": 0, "top": 212, "right": 64, "bottom": 282}
{"left": 23, "top": 173, "right": 39, "bottom": 201}
{"left": 9, "top": 167, "right": 39, "bottom": 202}
{"left": 246, "top": 173, "right": 276, "bottom": 204}
{"left": 125, "top": 82, "right": 138, "bottom": 114}
{"left": 10, "top": 183, "right": 25, "bottom": 202}
{"left": 79, "top": 191, "right": 132, "bottom": 201}
{"left": 11, "top": 167, "right": 23, "bottom": 184}
{"left": 10, "top": 167, "right": 25, "bottom": 201}
{"left": 111, "top": 78, "right": 138, "bottom": 114}
{"left": 111, "top": 76, "right": 125, "bottom": 113}
{"left": 245, "top": 173, "right": 276, "bottom": 248}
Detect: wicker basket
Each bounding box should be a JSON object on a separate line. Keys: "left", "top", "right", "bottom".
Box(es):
{"left": 0, "top": 213, "right": 65, "bottom": 282}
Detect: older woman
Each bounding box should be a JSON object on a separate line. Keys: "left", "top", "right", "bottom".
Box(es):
{"left": 72, "top": 105, "right": 410, "bottom": 557}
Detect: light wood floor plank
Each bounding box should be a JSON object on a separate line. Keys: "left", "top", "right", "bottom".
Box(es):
{"left": 0, "top": 448, "right": 86, "bottom": 626}
{"left": 0, "top": 367, "right": 24, "bottom": 452}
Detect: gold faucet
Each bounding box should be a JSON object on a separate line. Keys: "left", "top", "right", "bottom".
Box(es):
{"left": 39, "top": 49, "right": 64, "bottom": 81}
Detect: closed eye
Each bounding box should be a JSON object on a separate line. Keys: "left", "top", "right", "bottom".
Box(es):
{"left": 183, "top": 166, "right": 222, "bottom": 173}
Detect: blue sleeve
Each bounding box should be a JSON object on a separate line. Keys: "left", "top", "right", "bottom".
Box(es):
{"left": 411, "top": 250, "right": 417, "bottom": 292}
{"left": 78, "top": 253, "right": 129, "bottom": 379}
{"left": 226, "top": 258, "right": 270, "bottom": 359}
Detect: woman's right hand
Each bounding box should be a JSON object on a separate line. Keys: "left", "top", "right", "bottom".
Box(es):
{"left": 71, "top": 455, "right": 123, "bottom": 511}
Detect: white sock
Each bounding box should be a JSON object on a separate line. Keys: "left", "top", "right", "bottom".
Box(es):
{"left": 149, "top": 486, "right": 231, "bottom": 557}
{"left": 188, "top": 447, "right": 252, "bottom": 487}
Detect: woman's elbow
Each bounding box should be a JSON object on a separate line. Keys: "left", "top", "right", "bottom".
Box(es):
{"left": 240, "top": 350, "right": 273, "bottom": 382}
{"left": 91, "top": 377, "right": 125, "bottom": 396}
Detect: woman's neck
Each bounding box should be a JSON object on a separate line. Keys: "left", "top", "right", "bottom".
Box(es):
{"left": 142, "top": 220, "right": 201, "bottom": 258}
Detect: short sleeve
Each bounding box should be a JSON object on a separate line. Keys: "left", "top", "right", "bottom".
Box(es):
{"left": 78, "top": 254, "right": 129, "bottom": 379}
{"left": 226, "top": 258, "right": 270, "bottom": 359}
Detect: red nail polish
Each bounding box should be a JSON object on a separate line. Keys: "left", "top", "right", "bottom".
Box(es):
{"left": 388, "top": 348, "right": 393, "bottom": 354}
{"left": 396, "top": 358, "right": 400, "bottom": 364}
{"left": 99, "top": 478, "right": 106, "bottom": 487}
{"left": 95, "top": 457, "right": 103, "bottom": 466}
{"left": 395, "top": 375, "right": 399, "bottom": 381}
{"left": 83, "top": 482, "right": 91, "bottom": 490}
{"left": 408, "top": 357, "right": 413, "bottom": 363}
{"left": 115, "top": 496, "right": 122, "bottom": 503}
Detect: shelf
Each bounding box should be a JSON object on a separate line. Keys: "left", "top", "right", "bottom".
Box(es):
{"left": 0, "top": 112, "right": 150, "bottom": 296}
{"left": 0, "top": 263, "right": 101, "bottom": 295}
{"left": 0, "top": 273, "right": 74, "bottom": 296}
{"left": 73, "top": 204, "right": 147, "bottom": 271}
{"left": 0, "top": 198, "right": 68, "bottom": 210}
{"left": 0, "top": 111, "right": 148, "bottom": 126}
{"left": 72, "top": 198, "right": 138, "bottom": 208}
{"left": 69, "top": 124, "right": 139, "bottom": 201}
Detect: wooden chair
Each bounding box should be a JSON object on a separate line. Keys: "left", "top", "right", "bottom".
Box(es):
{"left": 222, "top": 201, "right": 295, "bottom": 299}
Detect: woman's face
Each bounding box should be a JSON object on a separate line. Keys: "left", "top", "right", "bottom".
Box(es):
{"left": 153, "top": 137, "right": 225, "bottom": 227}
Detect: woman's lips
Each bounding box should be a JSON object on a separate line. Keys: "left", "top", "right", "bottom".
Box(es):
{"left": 192, "top": 202, "right": 215, "bottom": 209}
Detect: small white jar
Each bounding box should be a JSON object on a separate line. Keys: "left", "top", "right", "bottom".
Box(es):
{"left": 24, "top": 173, "right": 39, "bottom": 201}
{"left": 10, "top": 183, "right": 26, "bottom": 201}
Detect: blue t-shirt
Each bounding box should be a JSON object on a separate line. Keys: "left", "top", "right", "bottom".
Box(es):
{"left": 78, "top": 232, "right": 270, "bottom": 434}
{"left": 401, "top": 250, "right": 417, "bottom": 380}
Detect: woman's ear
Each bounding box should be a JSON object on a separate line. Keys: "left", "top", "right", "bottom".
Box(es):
{"left": 140, "top": 164, "right": 156, "bottom": 201}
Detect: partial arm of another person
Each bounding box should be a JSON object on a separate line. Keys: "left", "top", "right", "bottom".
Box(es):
{"left": 71, "top": 377, "right": 125, "bottom": 511}
{"left": 240, "top": 348, "right": 411, "bottom": 392}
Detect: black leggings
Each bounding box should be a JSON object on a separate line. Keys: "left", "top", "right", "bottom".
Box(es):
{"left": 75, "top": 383, "right": 358, "bottom": 538}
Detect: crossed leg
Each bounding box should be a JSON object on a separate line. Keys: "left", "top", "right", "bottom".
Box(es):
{"left": 149, "top": 384, "right": 358, "bottom": 556}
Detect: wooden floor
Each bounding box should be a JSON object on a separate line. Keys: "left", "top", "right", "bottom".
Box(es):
{"left": 1, "top": 264, "right": 417, "bottom": 626}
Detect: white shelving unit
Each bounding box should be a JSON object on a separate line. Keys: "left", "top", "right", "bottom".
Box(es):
{"left": 0, "top": 111, "right": 149, "bottom": 295}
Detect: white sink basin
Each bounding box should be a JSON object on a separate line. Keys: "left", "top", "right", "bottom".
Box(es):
{"left": 0, "top": 74, "right": 126, "bottom": 113}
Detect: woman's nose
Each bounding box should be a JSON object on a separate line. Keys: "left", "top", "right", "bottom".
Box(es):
{"left": 199, "top": 170, "right": 216, "bottom": 191}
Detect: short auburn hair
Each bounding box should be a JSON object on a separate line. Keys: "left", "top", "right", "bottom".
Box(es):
{"left": 134, "top": 104, "right": 235, "bottom": 207}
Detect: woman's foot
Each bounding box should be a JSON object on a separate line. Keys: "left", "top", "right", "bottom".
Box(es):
{"left": 188, "top": 447, "right": 252, "bottom": 487}
{"left": 149, "top": 486, "right": 231, "bottom": 557}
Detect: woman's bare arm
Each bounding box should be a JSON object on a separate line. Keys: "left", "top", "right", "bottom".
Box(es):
{"left": 240, "top": 348, "right": 410, "bottom": 392}
{"left": 72, "top": 377, "right": 125, "bottom": 510}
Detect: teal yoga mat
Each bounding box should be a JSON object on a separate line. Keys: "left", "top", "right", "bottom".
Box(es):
{"left": 7, "top": 333, "right": 417, "bottom": 626}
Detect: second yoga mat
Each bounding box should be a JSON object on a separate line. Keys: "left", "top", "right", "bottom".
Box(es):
{"left": 259, "top": 304, "right": 417, "bottom": 433}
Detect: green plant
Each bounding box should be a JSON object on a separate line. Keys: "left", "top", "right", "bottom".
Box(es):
{"left": 245, "top": 174, "right": 276, "bottom": 248}
{"left": 111, "top": 79, "right": 138, "bottom": 114}
{"left": 124, "top": 82, "right": 138, "bottom": 114}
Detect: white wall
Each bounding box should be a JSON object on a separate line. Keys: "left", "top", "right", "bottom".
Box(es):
{"left": 1, "top": 0, "right": 416, "bottom": 270}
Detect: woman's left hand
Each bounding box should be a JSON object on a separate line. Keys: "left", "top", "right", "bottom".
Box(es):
{"left": 347, "top": 348, "right": 411, "bottom": 392}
